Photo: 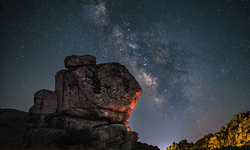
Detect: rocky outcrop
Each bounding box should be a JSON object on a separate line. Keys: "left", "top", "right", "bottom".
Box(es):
{"left": 0, "top": 55, "right": 159, "bottom": 150}
{"left": 26, "top": 54, "right": 142, "bottom": 150}
{"left": 166, "top": 112, "right": 250, "bottom": 150}
{"left": 28, "top": 57, "right": 142, "bottom": 129}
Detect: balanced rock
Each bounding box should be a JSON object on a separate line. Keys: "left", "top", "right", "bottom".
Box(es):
{"left": 55, "top": 62, "right": 141, "bottom": 126}
{"left": 21, "top": 55, "right": 143, "bottom": 150}
{"left": 0, "top": 55, "right": 161, "bottom": 150}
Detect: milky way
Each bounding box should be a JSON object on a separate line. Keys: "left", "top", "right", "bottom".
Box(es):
{"left": 1, "top": 0, "right": 250, "bottom": 149}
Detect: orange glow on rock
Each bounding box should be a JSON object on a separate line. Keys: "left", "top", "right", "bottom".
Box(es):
{"left": 129, "top": 90, "right": 142, "bottom": 110}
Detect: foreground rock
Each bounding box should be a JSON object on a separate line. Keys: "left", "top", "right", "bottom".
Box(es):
{"left": 0, "top": 55, "right": 159, "bottom": 150}
{"left": 166, "top": 111, "right": 250, "bottom": 150}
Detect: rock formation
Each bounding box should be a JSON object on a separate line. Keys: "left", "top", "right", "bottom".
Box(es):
{"left": 166, "top": 111, "right": 250, "bottom": 150}
{"left": 0, "top": 55, "right": 159, "bottom": 150}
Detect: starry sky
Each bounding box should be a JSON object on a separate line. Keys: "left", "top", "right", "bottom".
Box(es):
{"left": 1, "top": 0, "right": 250, "bottom": 149}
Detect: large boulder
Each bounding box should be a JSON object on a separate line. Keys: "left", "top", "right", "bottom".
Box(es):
{"left": 55, "top": 63, "right": 141, "bottom": 112}
{"left": 55, "top": 60, "right": 141, "bottom": 125}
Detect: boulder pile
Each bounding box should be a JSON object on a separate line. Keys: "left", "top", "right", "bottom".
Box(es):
{"left": 0, "top": 55, "right": 160, "bottom": 150}
{"left": 26, "top": 54, "right": 142, "bottom": 150}
{"left": 28, "top": 55, "right": 141, "bottom": 132}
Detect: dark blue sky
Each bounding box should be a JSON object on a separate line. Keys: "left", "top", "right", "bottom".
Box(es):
{"left": 1, "top": 0, "right": 250, "bottom": 149}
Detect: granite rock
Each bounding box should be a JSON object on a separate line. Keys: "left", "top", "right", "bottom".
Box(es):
{"left": 0, "top": 55, "right": 160, "bottom": 150}
{"left": 55, "top": 63, "right": 142, "bottom": 115}
{"left": 11, "top": 55, "right": 145, "bottom": 150}
{"left": 166, "top": 111, "right": 250, "bottom": 150}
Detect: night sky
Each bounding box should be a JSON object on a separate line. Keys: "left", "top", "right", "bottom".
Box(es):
{"left": 1, "top": 0, "right": 250, "bottom": 149}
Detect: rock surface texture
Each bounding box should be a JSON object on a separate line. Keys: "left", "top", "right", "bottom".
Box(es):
{"left": 166, "top": 111, "right": 250, "bottom": 150}
{"left": 0, "top": 55, "right": 159, "bottom": 150}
